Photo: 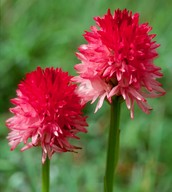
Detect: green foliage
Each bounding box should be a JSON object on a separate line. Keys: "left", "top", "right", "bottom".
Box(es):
{"left": 0, "top": 0, "right": 172, "bottom": 191}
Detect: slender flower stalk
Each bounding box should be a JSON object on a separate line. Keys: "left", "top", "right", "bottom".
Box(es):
{"left": 104, "top": 96, "right": 121, "bottom": 192}
{"left": 6, "top": 67, "right": 88, "bottom": 191}
{"left": 73, "top": 8, "right": 166, "bottom": 192}
{"left": 42, "top": 158, "right": 50, "bottom": 192}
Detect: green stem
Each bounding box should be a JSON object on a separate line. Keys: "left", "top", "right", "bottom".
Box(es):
{"left": 104, "top": 96, "right": 121, "bottom": 192}
{"left": 42, "top": 158, "right": 50, "bottom": 192}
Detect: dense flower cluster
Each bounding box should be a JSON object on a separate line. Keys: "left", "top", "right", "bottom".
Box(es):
{"left": 6, "top": 67, "right": 88, "bottom": 163}
{"left": 73, "top": 9, "right": 165, "bottom": 118}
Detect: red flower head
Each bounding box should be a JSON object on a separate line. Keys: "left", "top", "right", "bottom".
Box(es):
{"left": 73, "top": 9, "right": 165, "bottom": 118}
{"left": 6, "top": 67, "right": 88, "bottom": 163}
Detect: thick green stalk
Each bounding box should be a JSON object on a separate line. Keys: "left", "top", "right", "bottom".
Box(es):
{"left": 42, "top": 158, "right": 50, "bottom": 192}
{"left": 104, "top": 96, "right": 121, "bottom": 192}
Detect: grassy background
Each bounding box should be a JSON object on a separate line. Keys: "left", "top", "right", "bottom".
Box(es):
{"left": 0, "top": 0, "right": 172, "bottom": 191}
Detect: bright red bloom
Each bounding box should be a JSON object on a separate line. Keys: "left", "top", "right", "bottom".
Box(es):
{"left": 6, "top": 67, "right": 87, "bottom": 163}
{"left": 73, "top": 9, "right": 165, "bottom": 118}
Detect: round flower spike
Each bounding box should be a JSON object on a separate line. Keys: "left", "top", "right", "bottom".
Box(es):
{"left": 6, "top": 67, "right": 88, "bottom": 163}
{"left": 73, "top": 9, "right": 165, "bottom": 118}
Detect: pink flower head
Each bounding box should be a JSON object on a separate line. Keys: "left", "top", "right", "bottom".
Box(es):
{"left": 6, "top": 67, "right": 88, "bottom": 163}
{"left": 73, "top": 9, "right": 165, "bottom": 118}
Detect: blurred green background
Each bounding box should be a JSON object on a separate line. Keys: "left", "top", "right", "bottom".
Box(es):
{"left": 0, "top": 0, "right": 172, "bottom": 192}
